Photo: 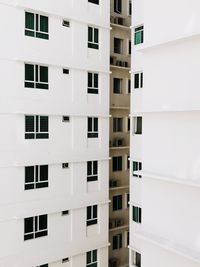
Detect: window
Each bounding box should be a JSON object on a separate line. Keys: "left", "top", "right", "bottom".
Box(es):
{"left": 113, "top": 195, "right": 122, "bottom": 211}
{"left": 113, "top": 233, "right": 122, "bottom": 250}
{"left": 25, "top": 115, "right": 49, "bottom": 139}
{"left": 63, "top": 68, "right": 69, "bottom": 74}
{"left": 133, "top": 117, "right": 142, "bottom": 135}
{"left": 62, "top": 163, "right": 69, "bottom": 168}
{"left": 25, "top": 64, "right": 48, "bottom": 89}
{"left": 114, "top": 38, "right": 123, "bottom": 54}
{"left": 25, "top": 12, "right": 49, "bottom": 39}
{"left": 113, "top": 78, "right": 122, "bottom": 94}
{"left": 25, "top": 165, "right": 48, "bottom": 190}
{"left": 129, "top": 40, "right": 131, "bottom": 55}
{"left": 129, "top": 0, "right": 132, "bottom": 16}
{"left": 62, "top": 210, "right": 69, "bottom": 215}
{"left": 128, "top": 79, "right": 131, "bottom": 93}
{"left": 127, "top": 155, "right": 130, "bottom": 170}
{"left": 126, "top": 231, "right": 129, "bottom": 247}
{"left": 88, "top": 72, "right": 99, "bottom": 94}
{"left": 112, "top": 156, "right": 123, "bottom": 172}
{"left": 86, "top": 250, "right": 97, "bottom": 267}
{"left": 127, "top": 117, "right": 130, "bottom": 132}
{"left": 87, "top": 161, "right": 98, "bottom": 182}
{"left": 24, "top": 214, "right": 48, "bottom": 240}
{"left": 87, "top": 205, "right": 98, "bottom": 226}
{"left": 133, "top": 161, "right": 142, "bottom": 178}
{"left": 132, "top": 250, "right": 141, "bottom": 267}
{"left": 113, "top": 118, "right": 123, "bottom": 132}
{"left": 62, "top": 20, "right": 70, "bottom": 27}
{"left": 132, "top": 206, "right": 142, "bottom": 223}
{"left": 88, "top": 0, "right": 99, "bottom": 4}
{"left": 37, "top": 264, "right": 48, "bottom": 267}
{"left": 134, "top": 72, "right": 143, "bottom": 89}
{"left": 62, "top": 258, "right": 69, "bottom": 263}
{"left": 88, "top": 27, "right": 99, "bottom": 49}
{"left": 62, "top": 116, "right": 70, "bottom": 122}
{"left": 88, "top": 117, "right": 98, "bottom": 138}
{"left": 134, "top": 25, "right": 144, "bottom": 45}
{"left": 114, "top": 0, "right": 122, "bottom": 14}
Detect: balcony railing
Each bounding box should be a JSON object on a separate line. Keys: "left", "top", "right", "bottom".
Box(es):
{"left": 110, "top": 138, "right": 129, "bottom": 148}
{"left": 110, "top": 15, "right": 130, "bottom": 28}
{"left": 110, "top": 56, "right": 130, "bottom": 69}
{"left": 109, "top": 257, "right": 120, "bottom": 267}
{"left": 109, "top": 218, "right": 125, "bottom": 229}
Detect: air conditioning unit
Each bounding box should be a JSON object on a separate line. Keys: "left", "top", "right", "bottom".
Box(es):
{"left": 115, "top": 218, "right": 124, "bottom": 227}
{"left": 116, "top": 60, "right": 122, "bottom": 66}
{"left": 110, "top": 56, "right": 117, "bottom": 65}
{"left": 109, "top": 179, "right": 118, "bottom": 188}
{"left": 109, "top": 258, "right": 120, "bottom": 267}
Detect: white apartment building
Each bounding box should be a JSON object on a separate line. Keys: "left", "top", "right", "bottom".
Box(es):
{"left": 0, "top": 1, "right": 110, "bottom": 266}
{"left": 130, "top": 0, "right": 200, "bottom": 267}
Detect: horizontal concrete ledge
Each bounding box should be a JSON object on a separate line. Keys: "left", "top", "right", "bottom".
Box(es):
{"left": 132, "top": 231, "right": 200, "bottom": 264}
{"left": 130, "top": 108, "right": 200, "bottom": 115}
{"left": 134, "top": 171, "right": 200, "bottom": 188}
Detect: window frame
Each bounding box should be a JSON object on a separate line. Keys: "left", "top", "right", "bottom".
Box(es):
{"left": 132, "top": 206, "right": 142, "bottom": 223}
{"left": 133, "top": 161, "right": 142, "bottom": 178}
{"left": 112, "top": 233, "right": 122, "bottom": 250}
{"left": 114, "top": 37, "right": 123, "bottom": 54}
{"left": 132, "top": 250, "right": 141, "bottom": 267}
{"left": 134, "top": 25, "right": 144, "bottom": 45}
{"left": 88, "top": 0, "right": 99, "bottom": 4}
{"left": 113, "top": 117, "right": 123, "bottom": 132}
{"left": 88, "top": 26, "right": 99, "bottom": 49}
{"left": 133, "top": 117, "right": 142, "bottom": 135}
{"left": 25, "top": 12, "right": 49, "bottom": 40}
{"left": 87, "top": 205, "right": 98, "bottom": 226}
{"left": 88, "top": 72, "right": 99, "bottom": 94}
{"left": 87, "top": 161, "right": 98, "bottom": 182}
{"left": 112, "top": 194, "right": 123, "bottom": 211}
{"left": 113, "top": 77, "right": 122, "bottom": 94}
{"left": 86, "top": 250, "right": 98, "bottom": 267}
{"left": 24, "top": 214, "right": 48, "bottom": 241}
{"left": 134, "top": 72, "right": 143, "bottom": 89}
{"left": 112, "top": 156, "right": 123, "bottom": 172}
{"left": 114, "top": 0, "right": 122, "bottom": 14}
{"left": 25, "top": 63, "right": 49, "bottom": 90}
{"left": 25, "top": 115, "right": 49, "bottom": 139}
{"left": 87, "top": 117, "right": 98, "bottom": 138}
{"left": 25, "top": 165, "right": 48, "bottom": 190}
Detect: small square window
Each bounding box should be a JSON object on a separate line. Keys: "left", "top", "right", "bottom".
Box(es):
{"left": 62, "top": 163, "right": 69, "bottom": 169}
{"left": 62, "top": 258, "right": 69, "bottom": 263}
{"left": 62, "top": 210, "right": 69, "bottom": 216}
{"left": 63, "top": 68, "right": 69, "bottom": 74}
{"left": 62, "top": 20, "right": 70, "bottom": 27}
{"left": 133, "top": 117, "right": 142, "bottom": 135}
{"left": 62, "top": 116, "right": 70, "bottom": 122}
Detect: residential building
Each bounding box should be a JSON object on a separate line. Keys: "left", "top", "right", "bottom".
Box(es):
{"left": 0, "top": 1, "right": 110, "bottom": 266}
{"left": 130, "top": 0, "right": 200, "bottom": 267}
{"left": 109, "top": 0, "right": 131, "bottom": 266}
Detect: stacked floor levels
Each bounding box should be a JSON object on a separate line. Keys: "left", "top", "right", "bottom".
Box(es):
{"left": 109, "top": 0, "right": 131, "bottom": 267}
{"left": 130, "top": 0, "right": 200, "bottom": 266}
{"left": 0, "top": 0, "right": 110, "bottom": 266}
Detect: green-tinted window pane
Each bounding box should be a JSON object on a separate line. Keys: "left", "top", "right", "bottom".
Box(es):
{"left": 40, "top": 15, "right": 48, "bottom": 33}
{"left": 94, "top": 28, "right": 98, "bottom": 43}
{"left": 93, "top": 250, "right": 97, "bottom": 262}
{"left": 40, "top": 165, "right": 48, "bottom": 181}
{"left": 40, "top": 66, "right": 48, "bottom": 83}
{"left": 25, "top": 166, "right": 34, "bottom": 183}
{"left": 25, "top": 12, "right": 34, "bottom": 30}
{"left": 25, "top": 116, "right": 34, "bottom": 132}
{"left": 87, "top": 251, "right": 91, "bottom": 264}
{"left": 40, "top": 116, "right": 48, "bottom": 132}
{"left": 25, "top": 64, "right": 34, "bottom": 81}
{"left": 133, "top": 206, "right": 138, "bottom": 222}
{"left": 88, "top": 27, "right": 93, "bottom": 42}
{"left": 135, "top": 31, "right": 142, "bottom": 45}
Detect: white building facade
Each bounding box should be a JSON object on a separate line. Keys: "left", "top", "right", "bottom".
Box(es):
{"left": 130, "top": 0, "right": 200, "bottom": 266}
{"left": 0, "top": 1, "right": 110, "bottom": 266}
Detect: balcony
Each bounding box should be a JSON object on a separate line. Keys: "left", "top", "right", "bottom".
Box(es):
{"left": 110, "top": 15, "right": 131, "bottom": 29}
{"left": 110, "top": 138, "right": 129, "bottom": 149}
{"left": 109, "top": 179, "right": 128, "bottom": 191}
{"left": 110, "top": 56, "right": 130, "bottom": 70}
{"left": 109, "top": 218, "right": 128, "bottom": 231}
